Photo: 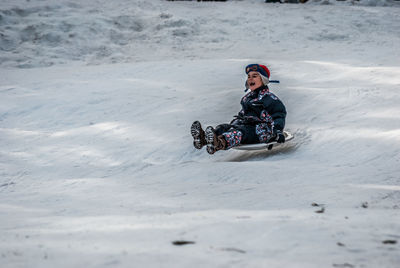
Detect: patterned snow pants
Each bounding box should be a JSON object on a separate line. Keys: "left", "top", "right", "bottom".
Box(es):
{"left": 215, "top": 112, "right": 275, "bottom": 149}
{"left": 255, "top": 111, "right": 275, "bottom": 143}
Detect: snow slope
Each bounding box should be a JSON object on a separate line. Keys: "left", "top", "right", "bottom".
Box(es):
{"left": 1, "top": 1, "right": 400, "bottom": 267}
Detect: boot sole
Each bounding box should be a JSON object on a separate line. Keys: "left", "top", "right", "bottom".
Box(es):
{"left": 191, "top": 121, "right": 203, "bottom": 149}
{"left": 205, "top": 126, "right": 216, "bottom": 154}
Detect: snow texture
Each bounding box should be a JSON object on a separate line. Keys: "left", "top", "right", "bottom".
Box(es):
{"left": 1, "top": 0, "right": 400, "bottom": 267}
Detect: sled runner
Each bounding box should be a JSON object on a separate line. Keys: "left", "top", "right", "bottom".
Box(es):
{"left": 233, "top": 131, "right": 293, "bottom": 151}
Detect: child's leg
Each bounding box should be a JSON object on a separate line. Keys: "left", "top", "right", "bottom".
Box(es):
{"left": 256, "top": 110, "right": 275, "bottom": 143}
{"left": 221, "top": 128, "right": 243, "bottom": 149}
{"left": 219, "top": 125, "right": 259, "bottom": 148}
{"left": 214, "top": 124, "right": 243, "bottom": 149}
{"left": 215, "top": 124, "right": 233, "bottom": 136}
{"left": 255, "top": 123, "right": 274, "bottom": 143}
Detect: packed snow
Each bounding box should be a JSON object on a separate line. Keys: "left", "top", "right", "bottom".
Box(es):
{"left": 1, "top": 0, "right": 400, "bottom": 267}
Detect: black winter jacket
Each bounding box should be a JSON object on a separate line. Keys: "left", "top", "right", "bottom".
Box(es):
{"left": 231, "top": 85, "right": 286, "bottom": 131}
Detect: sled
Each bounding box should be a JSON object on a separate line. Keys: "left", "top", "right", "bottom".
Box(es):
{"left": 233, "top": 131, "right": 293, "bottom": 151}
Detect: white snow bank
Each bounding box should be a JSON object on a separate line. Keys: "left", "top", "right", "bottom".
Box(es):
{"left": 1, "top": 0, "right": 400, "bottom": 68}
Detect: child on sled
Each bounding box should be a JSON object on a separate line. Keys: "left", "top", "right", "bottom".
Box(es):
{"left": 191, "top": 63, "right": 287, "bottom": 154}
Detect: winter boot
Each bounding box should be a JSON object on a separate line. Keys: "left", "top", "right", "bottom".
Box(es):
{"left": 205, "top": 126, "right": 227, "bottom": 155}
{"left": 191, "top": 121, "right": 207, "bottom": 149}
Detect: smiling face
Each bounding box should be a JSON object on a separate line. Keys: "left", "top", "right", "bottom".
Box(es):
{"left": 247, "top": 71, "right": 263, "bottom": 91}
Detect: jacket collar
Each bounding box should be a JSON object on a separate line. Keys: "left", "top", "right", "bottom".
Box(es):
{"left": 251, "top": 84, "right": 268, "bottom": 95}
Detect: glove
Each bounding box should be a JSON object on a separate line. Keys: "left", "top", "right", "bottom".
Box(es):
{"left": 274, "top": 130, "right": 285, "bottom": 143}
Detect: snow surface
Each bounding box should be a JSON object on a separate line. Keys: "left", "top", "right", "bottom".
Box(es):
{"left": 1, "top": 0, "right": 400, "bottom": 267}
